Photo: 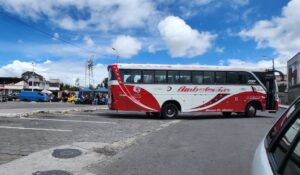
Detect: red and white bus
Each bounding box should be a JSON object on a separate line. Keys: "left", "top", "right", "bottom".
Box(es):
{"left": 107, "top": 64, "right": 283, "bottom": 118}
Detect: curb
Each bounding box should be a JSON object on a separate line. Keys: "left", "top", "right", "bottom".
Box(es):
{"left": 0, "top": 106, "right": 109, "bottom": 118}
{"left": 279, "top": 105, "right": 289, "bottom": 109}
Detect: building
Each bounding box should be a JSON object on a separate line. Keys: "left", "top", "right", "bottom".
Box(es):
{"left": 22, "top": 71, "right": 46, "bottom": 91}
{"left": 287, "top": 52, "right": 300, "bottom": 103}
{"left": 0, "top": 72, "right": 61, "bottom": 96}
{"left": 0, "top": 77, "right": 26, "bottom": 95}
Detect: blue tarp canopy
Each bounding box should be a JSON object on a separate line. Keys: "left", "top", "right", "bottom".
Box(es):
{"left": 79, "top": 88, "right": 92, "bottom": 92}
{"left": 94, "top": 87, "right": 108, "bottom": 93}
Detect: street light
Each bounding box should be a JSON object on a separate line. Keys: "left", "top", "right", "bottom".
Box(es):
{"left": 112, "top": 47, "right": 119, "bottom": 63}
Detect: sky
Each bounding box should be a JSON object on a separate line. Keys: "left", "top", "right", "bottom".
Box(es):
{"left": 0, "top": 0, "right": 299, "bottom": 86}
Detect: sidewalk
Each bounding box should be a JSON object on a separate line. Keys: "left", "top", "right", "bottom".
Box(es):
{"left": 279, "top": 104, "right": 289, "bottom": 109}
{"left": 0, "top": 102, "right": 108, "bottom": 117}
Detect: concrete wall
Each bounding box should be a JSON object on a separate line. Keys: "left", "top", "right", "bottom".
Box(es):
{"left": 288, "top": 87, "right": 300, "bottom": 104}
{"left": 279, "top": 92, "right": 289, "bottom": 105}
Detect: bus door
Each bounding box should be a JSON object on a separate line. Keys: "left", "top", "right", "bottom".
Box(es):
{"left": 265, "top": 70, "right": 284, "bottom": 110}
{"left": 265, "top": 72, "right": 276, "bottom": 110}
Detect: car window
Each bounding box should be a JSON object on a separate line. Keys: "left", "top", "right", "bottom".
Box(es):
{"left": 268, "top": 99, "right": 300, "bottom": 140}
{"left": 283, "top": 140, "right": 300, "bottom": 175}
{"left": 273, "top": 114, "right": 300, "bottom": 173}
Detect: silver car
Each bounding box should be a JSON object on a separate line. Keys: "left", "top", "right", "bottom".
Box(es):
{"left": 252, "top": 97, "right": 300, "bottom": 175}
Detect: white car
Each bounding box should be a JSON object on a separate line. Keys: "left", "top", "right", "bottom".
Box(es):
{"left": 252, "top": 97, "right": 300, "bottom": 175}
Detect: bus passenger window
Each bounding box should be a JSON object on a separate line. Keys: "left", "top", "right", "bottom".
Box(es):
{"left": 216, "top": 72, "right": 226, "bottom": 84}
{"left": 155, "top": 71, "right": 167, "bottom": 84}
{"left": 168, "top": 71, "right": 179, "bottom": 84}
{"left": 143, "top": 70, "right": 154, "bottom": 84}
{"left": 132, "top": 70, "right": 142, "bottom": 84}
{"left": 203, "top": 72, "right": 215, "bottom": 84}
{"left": 192, "top": 71, "right": 203, "bottom": 84}
{"left": 227, "top": 72, "right": 239, "bottom": 84}
{"left": 239, "top": 72, "right": 257, "bottom": 85}
{"left": 120, "top": 69, "right": 132, "bottom": 83}
{"left": 180, "top": 71, "right": 191, "bottom": 84}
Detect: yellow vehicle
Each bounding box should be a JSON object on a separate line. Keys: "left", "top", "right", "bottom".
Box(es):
{"left": 67, "top": 95, "right": 77, "bottom": 103}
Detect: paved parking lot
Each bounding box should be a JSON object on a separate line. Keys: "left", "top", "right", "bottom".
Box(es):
{"left": 0, "top": 110, "right": 173, "bottom": 165}
{"left": 0, "top": 107, "right": 286, "bottom": 175}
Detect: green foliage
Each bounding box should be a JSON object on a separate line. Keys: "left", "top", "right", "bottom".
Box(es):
{"left": 60, "top": 83, "right": 79, "bottom": 91}
{"left": 278, "top": 83, "right": 287, "bottom": 92}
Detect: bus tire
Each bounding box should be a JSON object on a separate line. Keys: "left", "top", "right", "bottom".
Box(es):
{"left": 245, "top": 103, "right": 257, "bottom": 118}
{"left": 222, "top": 112, "right": 232, "bottom": 117}
{"left": 161, "top": 103, "right": 178, "bottom": 119}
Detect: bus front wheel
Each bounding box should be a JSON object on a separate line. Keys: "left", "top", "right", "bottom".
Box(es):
{"left": 161, "top": 103, "right": 178, "bottom": 119}
{"left": 245, "top": 103, "right": 257, "bottom": 118}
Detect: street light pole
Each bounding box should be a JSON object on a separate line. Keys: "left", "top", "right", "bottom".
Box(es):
{"left": 112, "top": 48, "right": 119, "bottom": 63}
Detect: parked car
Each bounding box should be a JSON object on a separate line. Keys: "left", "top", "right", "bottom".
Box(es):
{"left": 7, "top": 92, "right": 19, "bottom": 101}
{"left": 67, "top": 95, "right": 77, "bottom": 103}
{"left": 0, "top": 95, "right": 7, "bottom": 102}
{"left": 252, "top": 96, "right": 300, "bottom": 175}
{"left": 18, "top": 91, "right": 49, "bottom": 102}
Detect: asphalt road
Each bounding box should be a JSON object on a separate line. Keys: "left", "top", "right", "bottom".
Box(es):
{"left": 0, "top": 107, "right": 285, "bottom": 175}
{"left": 89, "top": 111, "right": 285, "bottom": 175}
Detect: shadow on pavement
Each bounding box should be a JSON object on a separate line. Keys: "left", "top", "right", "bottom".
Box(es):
{"left": 101, "top": 111, "right": 275, "bottom": 120}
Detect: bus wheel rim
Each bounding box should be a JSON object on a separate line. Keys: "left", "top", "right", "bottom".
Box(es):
{"left": 248, "top": 106, "right": 256, "bottom": 115}
{"left": 167, "top": 108, "right": 174, "bottom": 116}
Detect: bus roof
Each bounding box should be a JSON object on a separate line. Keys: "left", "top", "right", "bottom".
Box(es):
{"left": 108, "top": 63, "right": 268, "bottom": 72}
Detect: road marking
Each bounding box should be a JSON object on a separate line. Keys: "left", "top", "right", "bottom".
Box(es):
{"left": 18, "top": 118, "right": 116, "bottom": 124}
{"left": 0, "top": 126, "right": 72, "bottom": 132}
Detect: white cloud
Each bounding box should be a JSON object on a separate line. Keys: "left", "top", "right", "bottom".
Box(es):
{"left": 52, "top": 32, "right": 60, "bottom": 40}
{"left": 227, "top": 55, "right": 288, "bottom": 73}
{"left": 111, "top": 35, "right": 142, "bottom": 58}
{"left": 239, "top": 0, "right": 300, "bottom": 57}
{"left": 148, "top": 44, "right": 156, "bottom": 53}
{"left": 0, "top": 59, "right": 107, "bottom": 86}
{"left": 17, "top": 39, "right": 23, "bottom": 43}
{"left": 215, "top": 47, "right": 224, "bottom": 53}
{"left": 237, "top": 0, "right": 300, "bottom": 73}
{"left": 83, "top": 36, "right": 95, "bottom": 47}
{"left": 158, "top": 16, "right": 216, "bottom": 57}
{"left": 0, "top": 0, "right": 155, "bottom": 31}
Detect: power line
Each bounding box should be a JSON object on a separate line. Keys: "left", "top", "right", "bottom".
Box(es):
{"left": 0, "top": 11, "right": 95, "bottom": 54}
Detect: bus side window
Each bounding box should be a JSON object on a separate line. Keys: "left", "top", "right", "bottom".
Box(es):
{"left": 192, "top": 71, "right": 203, "bottom": 84}
{"left": 227, "top": 71, "right": 239, "bottom": 84}
{"left": 180, "top": 71, "right": 191, "bottom": 84}
{"left": 168, "top": 71, "right": 179, "bottom": 84}
{"left": 239, "top": 72, "right": 257, "bottom": 85}
{"left": 216, "top": 72, "right": 226, "bottom": 84}
{"left": 155, "top": 70, "right": 167, "bottom": 84}
{"left": 143, "top": 70, "right": 154, "bottom": 84}
{"left": 203, "top": 71, "right": 215, "bottom": 84}
{"left": 120, "top": 69, "right": 132, "bottom": 83}
{"left": 132, "top": 70, "right": 142, "bottom": 84}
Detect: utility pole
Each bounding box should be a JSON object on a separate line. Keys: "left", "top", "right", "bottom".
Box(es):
{"left": 85, "top": 56, "right": 94, "bottom": 88}
{"left": 31, "top": 62, "right": 35, "bottom": 91}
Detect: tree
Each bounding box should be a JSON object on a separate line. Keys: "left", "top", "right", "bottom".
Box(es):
{"left": 278, "top": 84, "right": 287, "bottom": 92}
{"left": 101, "top": 77, "right": 108, "bottom": 89}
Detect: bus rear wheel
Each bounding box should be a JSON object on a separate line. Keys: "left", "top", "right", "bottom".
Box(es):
{"left": 161, "top": 103, "right": 178, "bottom": 119}
{"left": 245, "top": 103, "right": 257, "bottom": 118}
